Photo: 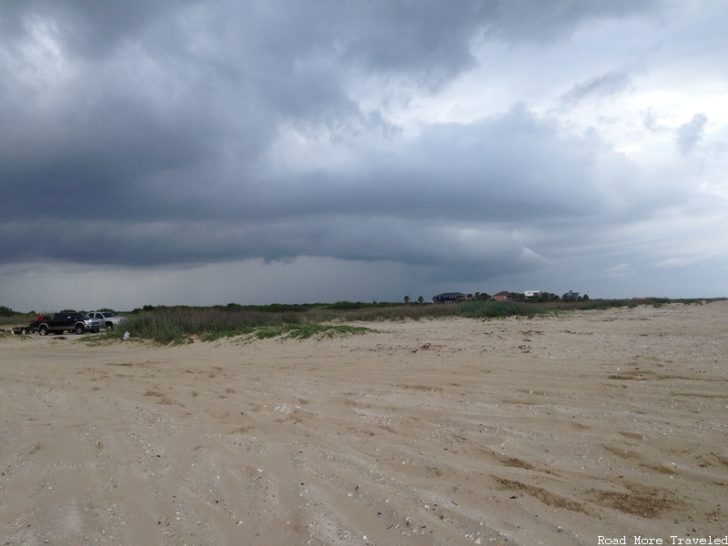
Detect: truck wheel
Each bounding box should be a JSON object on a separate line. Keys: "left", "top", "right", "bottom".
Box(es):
{"left": 39, "top": 325, "right": 48, "bottom": 336}
{"left": 74, "top": 324, "right": 85, "bottom": 335}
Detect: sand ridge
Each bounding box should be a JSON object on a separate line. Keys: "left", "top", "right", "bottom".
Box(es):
{"left": 1, "top": 302, "right": 727, "bottom": 545}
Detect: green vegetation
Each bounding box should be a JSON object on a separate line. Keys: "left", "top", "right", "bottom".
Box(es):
{"left": 0, "top": 307, "right": 34, "bottom": 326}
{"left": 88, "top": 297, "right": 718, "bottom": 345}
{"left": 101, "top": 307, "right": 375, "bottom": 344}
{"left": 457, "top": 300, "right": 554, "bottom": 318}
{"left": 117, "top": 308, "right": 304, "bottom": 344}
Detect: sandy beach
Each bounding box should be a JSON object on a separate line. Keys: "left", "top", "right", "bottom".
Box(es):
{"left": 1, "top": 302, "right": 727, "bottom": 546}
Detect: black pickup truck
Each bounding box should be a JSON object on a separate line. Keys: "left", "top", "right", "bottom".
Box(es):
{"left": 37, "top": 312, "right": 101, "bottom": 335}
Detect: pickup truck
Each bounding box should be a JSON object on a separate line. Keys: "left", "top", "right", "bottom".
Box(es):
{"left": 86, "top": 311, "right": 127, "bottom": 330}
{"left": 37, "top": 312, "right": 101, "bottom": 335}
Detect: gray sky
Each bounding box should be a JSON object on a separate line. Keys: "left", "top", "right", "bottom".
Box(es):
{"left": 1, "top": 0, "right": 727, "bottom": 311}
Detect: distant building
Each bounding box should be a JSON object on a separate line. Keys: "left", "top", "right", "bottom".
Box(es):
{"left": 524, "top": 290, "right": 541, "bottom": 299}
{"left": 493, "top": 291, "right": 511, "bottom": 301}
{"left": 562, "top": 290, "right": 580, "bottom": 301}
{"left": 433, "top": 292, "right": 467, "bottom": 303}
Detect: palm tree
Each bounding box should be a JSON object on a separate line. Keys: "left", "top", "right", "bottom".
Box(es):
{"left": 403, "top": 295, "right": 410, "bottom": 304}
{"left": 417, "top": 296, "right": 424, "bottom": 304}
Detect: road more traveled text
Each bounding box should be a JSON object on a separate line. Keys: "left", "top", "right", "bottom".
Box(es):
{"left": 598, "top": 537, "right": 728, "bottom": 545}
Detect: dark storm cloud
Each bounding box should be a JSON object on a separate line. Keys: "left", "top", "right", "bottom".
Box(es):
{"left": 2, "top": 100, "right": 629, "bottom": 225}
{"left": 0, "top": 215, "right": 547, "bottom": 284}
{"left": 1, "top": 103, "right": 647, "bottom": 277}
{"left": 274, "top": 106, "right": 626, "bottom": 225}
{"left": 486, "top": 0, "right": 657, "bottom": 42}
{"left": 0, "top": 0, "right": 191, "bottom": 57}
{"left": 0, "top": 93, "right": 221, "bottom": 220}
{"left": 0, "top": 0, "right": 667, "bottom": 280}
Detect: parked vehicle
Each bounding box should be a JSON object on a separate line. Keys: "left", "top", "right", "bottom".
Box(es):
{"left": 86, "top": 311, "right": 127, "bottom": 330}
{"left": 12, "top": 313, "right": 48, "bottom": 335}
{"left": 12, "top": 322, "right": 38, "bottom": 335}
{"left": 37, "top": 312, "right": 101, "bottom": 335}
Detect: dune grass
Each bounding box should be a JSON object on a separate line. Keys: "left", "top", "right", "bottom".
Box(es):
{"left": 103, "top": 309, "right": 374, "bottom": 344}
{"left": 0, "top": 313, "right": 34, "bottom": 326}
{"left": 116, "top": 308, "right": 304, "bottom": 344}
{"left": 92, "top": 297, "right": 714, "bottom": 344}
{"left": 457, "top": 300, "right": 553, "bottom": 318}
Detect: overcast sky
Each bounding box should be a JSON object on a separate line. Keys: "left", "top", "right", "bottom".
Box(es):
{"left": 1, "top": 0, "right": 727, "bottom": 311}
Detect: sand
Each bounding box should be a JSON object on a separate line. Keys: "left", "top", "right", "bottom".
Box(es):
{"left": 1, "top": 302, "right": 727, "bottom": 545}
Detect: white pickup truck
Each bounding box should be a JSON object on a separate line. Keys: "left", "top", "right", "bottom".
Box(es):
{"left": 87, "top": 311, "right": 127, "bottom": 330}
